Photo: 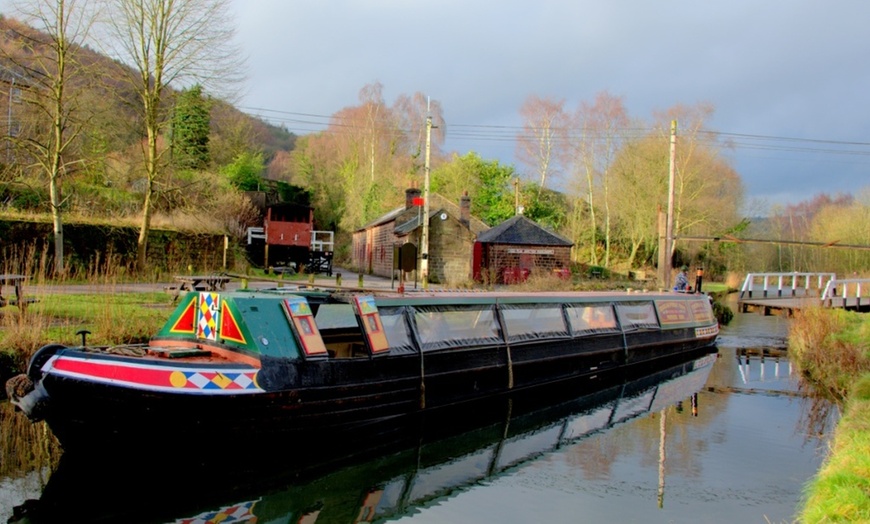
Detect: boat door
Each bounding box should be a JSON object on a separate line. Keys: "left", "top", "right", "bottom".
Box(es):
{"left": 351, "top": 295, "right": 391, "bottom": 356}
{"left": 281, "top": 296, "right": 329, "bottom": 360}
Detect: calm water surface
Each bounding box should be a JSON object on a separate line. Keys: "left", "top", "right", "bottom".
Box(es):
{"left": 1, "top": 296, "right": 834, "bottom": 523}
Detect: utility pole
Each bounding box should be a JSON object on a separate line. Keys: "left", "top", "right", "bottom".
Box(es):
{"left": 421, "top": 103, "right": 433, "bottom": 290}
{"left": 665, "top": 119, "right": 678, "bottom": 288}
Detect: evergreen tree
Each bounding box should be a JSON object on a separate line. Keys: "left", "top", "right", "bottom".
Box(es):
{"left": 172, "top": 85, "right": 211, "bottom": 170}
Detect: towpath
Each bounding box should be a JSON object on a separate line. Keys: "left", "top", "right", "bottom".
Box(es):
{"left": 22, "top": 268, "right": 429, "bottom": 297}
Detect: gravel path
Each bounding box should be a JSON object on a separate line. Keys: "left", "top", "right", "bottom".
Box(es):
{"left": 21, "top": 267, "right": 414, "bottom": 297}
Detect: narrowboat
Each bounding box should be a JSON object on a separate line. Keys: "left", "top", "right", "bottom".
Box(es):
{"left": 13, "top": 350, "right": 717, "bottom": 523}
{"left": 5, "top": 287, "right": 719, "bottom": 451}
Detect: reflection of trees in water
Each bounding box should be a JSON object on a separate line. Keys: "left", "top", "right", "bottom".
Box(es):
{"left": 561, "top": 349, "right": 833, "bottom": 488}
{"left": 0, "top": 402, "right": 62, "bottom": 479}
{"left": 562, "top": 386, "right": 728, "bottom": 483}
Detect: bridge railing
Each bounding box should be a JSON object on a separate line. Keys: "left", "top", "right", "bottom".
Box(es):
{"left": 821, "top": 278, "right": 870, "bottom": 308}
{"left": 738, "top": 272, "right": 836, "bottom": 300}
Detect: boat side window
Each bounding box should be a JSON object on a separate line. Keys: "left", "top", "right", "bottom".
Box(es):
{"left": 500, "top": 304, "right": 568, "bottom": 343}
{"left": 413, "top": 305, "right": 501, "bottom": 351}
{"left": 378, "top": 306, "right": 417, "bottom": 355}
{"left": 615, "top": 302, "right": 660, "bottom": 331}
{"left": 566, "top": 304, "right": 619, "bottom": 335}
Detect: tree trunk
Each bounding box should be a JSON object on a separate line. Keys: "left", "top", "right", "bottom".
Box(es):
{"left": 137, "top": 185, "right": 153, "bottom": 273}
{"left": 586, "top": 167, "right": 598, "bottom": 266}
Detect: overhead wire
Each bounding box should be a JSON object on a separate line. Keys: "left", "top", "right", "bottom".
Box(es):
{"left": 238, "top": 105, "right": 870, "bottom": 163}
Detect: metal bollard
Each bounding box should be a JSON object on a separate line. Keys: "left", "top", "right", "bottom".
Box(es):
{"left": 336, "top": 273, "right": 342, "bottom": 287}
{"left": 241, "top": 278, "right": 248, "bottom": 290}
{"left": 308, "top": 273, "right": 315, "bottom": 285}
{"left": 358, "top": 273, "right": 364, "bottom": 288}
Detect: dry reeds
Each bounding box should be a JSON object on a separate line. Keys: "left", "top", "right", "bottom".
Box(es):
{"left": 789, "top": 306, "right": 870, "bottom": 404}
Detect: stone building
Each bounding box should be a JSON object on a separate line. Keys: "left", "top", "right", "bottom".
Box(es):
{"left": 473, "top": 215, "right": 573, "bottom": 283}
{"left": 351, "top": 188, "right": 489, "bottom": 285}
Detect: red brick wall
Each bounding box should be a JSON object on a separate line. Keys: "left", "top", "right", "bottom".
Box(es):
{"left": 485, "top": 244, "right": 571, "bottom": 283}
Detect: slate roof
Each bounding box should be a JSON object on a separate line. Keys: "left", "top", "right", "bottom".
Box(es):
{"left": 476, "top": 215, "right": 573, "bottom": 246}
{"left": 354, "top": 192, "right": 489, "bottom": 236}
{"left": 356, "top": 205, "right": 406, "bottom": 232}
{"left": 394, "top": 208, "right": 440, "bottom": 236}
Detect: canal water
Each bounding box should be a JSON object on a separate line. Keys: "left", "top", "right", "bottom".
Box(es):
{"left": 0, "top": 295, "right": 835, "bottom": 524}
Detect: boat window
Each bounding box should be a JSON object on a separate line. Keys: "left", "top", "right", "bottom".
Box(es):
{"left": 565, "top": 304, "right": 619, "bottom": 335}
{"left": 314, "top": 304, "right": 357, "bottom": 330}
{"left": 378, "top": 307, "right": 417, "bottom": 355}
{"left": 499, "top": 304, "right": 568, "bottom": 342}
{"left": 615, "top": 302, "right": 660, "bottom": 331}
{"left": 413, "top": 305, "right": 501, "bottom": 351}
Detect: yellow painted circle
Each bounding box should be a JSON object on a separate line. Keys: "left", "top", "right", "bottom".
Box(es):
{"left": 169, "top": 370, "right": 188, "bottom": 388}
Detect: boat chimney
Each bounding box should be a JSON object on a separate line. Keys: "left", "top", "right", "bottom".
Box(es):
{"left": 405, "top": 187, "right": 422, "bottom": 210}
{"left": 460, "top": 191, "right": 470, "bottom": 228}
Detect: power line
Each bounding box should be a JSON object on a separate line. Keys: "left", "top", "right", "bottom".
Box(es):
{"left": 238, "top": 105, "right": 870, "bottom": 162}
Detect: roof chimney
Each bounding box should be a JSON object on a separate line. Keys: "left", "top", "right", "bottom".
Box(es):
{"left": 405, "top": 187, "right": 422, "bottom": 210}
{"left": 460, "top": 191, "right": 471, "bottom": 227}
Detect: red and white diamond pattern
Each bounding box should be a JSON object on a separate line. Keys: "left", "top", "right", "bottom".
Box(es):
{"left": 197, "top": 292, "right": 220, "bottom": 341}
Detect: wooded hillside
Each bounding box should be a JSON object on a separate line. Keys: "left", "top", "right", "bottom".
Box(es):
{"left": 0, "top": 12, "right": 294, "bottom": 236}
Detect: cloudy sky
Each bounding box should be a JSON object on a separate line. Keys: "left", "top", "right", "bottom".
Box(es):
{"left": 3, "top": 0, "right": 866, "bottom": 211}
{"left": 226, "top": 0, "right": 870, "bottom": 212}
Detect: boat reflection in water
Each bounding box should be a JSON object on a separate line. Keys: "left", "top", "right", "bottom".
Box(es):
{"left": 12, "top": 349, "right": 717, "bottom": 524}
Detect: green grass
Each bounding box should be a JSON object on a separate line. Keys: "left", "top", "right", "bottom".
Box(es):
{"left": 792, "top": 310, "right": 870, "bottom": 522}
{"left": 1, "top": 292, "right": 175, "bottom": 365}
{"left": 700, "top": 282, "right": 732, "bottom": 293}
{"left": 800, "top": 373, "right": 870, "bottom": 523}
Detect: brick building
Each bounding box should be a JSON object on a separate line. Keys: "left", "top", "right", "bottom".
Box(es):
{"left": 473, "top": 215, "right": 573, "bottom": 283}
{"left": 352, "top": 188, "right": 488, "bottom": 285}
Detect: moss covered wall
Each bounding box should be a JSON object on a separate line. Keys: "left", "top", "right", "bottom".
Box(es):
{"left": 0, "top": 220, "right": 234, "bottom": 274}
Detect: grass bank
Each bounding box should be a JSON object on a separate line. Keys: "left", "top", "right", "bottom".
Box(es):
{"left": 0, "top": 291, "right": 174, "bottom": 382}
{"left": 790, "top": 307, "right": 870, "bottom": 522}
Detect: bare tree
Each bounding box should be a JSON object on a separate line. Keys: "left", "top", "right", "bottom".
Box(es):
{"left": 573, "top": 91, "right": 629, "bottom": 268}
{"left": 3, "top": 0, "right": 97, "bottom": 275}
{"left": 98, "top": 0, "right": 243, "bottom": 271}
{"left": 562, "top": 92, "right": 627, "bottom": 266}
{"left": 610, "top": 133, "right": 669, "bottom": 268}
{"left": 290, "top": 83, "right": 445, "bottom": 231}
{"left": 654, "top": 103, "right": 742, "bottom": 261}
{"left": 516, "top": 95, "right": 567, "bottom": 191}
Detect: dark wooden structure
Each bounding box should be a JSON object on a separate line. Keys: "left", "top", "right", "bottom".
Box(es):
{"left": 246, "top": 202, "right": 334, "bottom": 275}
